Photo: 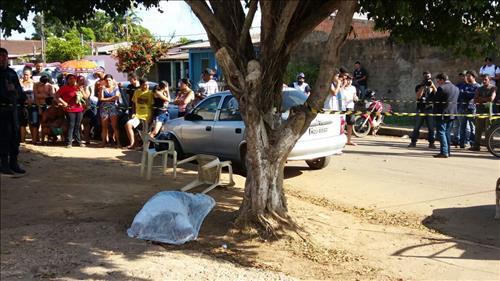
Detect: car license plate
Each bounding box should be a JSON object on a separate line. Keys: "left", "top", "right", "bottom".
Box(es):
{"left": 309, "top": 126, "right": 328, "bottom": 135}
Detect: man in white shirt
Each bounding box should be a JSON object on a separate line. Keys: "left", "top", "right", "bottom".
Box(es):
{"left": 197, "top": 68, "right": 219, "bottom": 97}
{"left": 479, "top": 57, "right": 500, "bottom": 86}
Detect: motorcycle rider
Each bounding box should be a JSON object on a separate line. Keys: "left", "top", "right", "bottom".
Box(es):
{"left": 408, "top": 71, "right": 437, "bottom": 148}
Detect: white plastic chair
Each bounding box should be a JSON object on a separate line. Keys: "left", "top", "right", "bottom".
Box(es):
{"left": 177, "top": 154, "right": 235, "bottom": 194}
{"left": 140, "top": 132, "right": 178, "bottom": 180}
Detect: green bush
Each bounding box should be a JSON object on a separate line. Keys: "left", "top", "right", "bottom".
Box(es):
{"left": 284, "top": 62, "right": 319, "bottom": 87}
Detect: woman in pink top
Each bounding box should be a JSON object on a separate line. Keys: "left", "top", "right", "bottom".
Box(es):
{"left": 173, "top": 78, "right": 195, "bottom": 117}
{"left": 56, "top": 74, "right": 89, "bottom": 148}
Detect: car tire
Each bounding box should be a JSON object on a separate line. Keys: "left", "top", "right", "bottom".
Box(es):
{"left": 168, "top": 135, "right": 184, "bottom": 159}
{"left": 238, "top": 145, "right": 248, "bottom": 177}
{"left": 305, "top": 156, "right": 331, "bottom": 170}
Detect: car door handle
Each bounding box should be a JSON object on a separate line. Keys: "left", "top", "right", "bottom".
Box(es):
{"left": 235, "top": 128, "right": 242, "bottom": 134}
{"left": 205, "top": 126, "right": 212, "bottom": 131}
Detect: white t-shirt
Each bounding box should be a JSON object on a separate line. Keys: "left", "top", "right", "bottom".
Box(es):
{"left": 198, "top": 79, "right": 219, "bottom": 96}
{"left": 323, "top": 83, "right": 340, "bottom": 111}
{"left": 479, "top": 64, "right": 499, "bottom": 86}
{"left": 341, "top": 85, "right": 357, "bottom": 110}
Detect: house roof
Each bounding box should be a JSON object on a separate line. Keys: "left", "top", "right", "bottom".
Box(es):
{"left": 0, "top": 40, "right": 43, "bottom": 58}
{"left": 95, "top": 42, "right": 131, "bottom": 54}
{"left": 180, "top": 34, "right": 261, "bottom": 50}
{"left": 0, "top": 39, "right": 115, "bottom": 58}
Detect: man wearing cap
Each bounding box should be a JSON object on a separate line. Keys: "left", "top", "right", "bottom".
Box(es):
{"left": 0, "top": 47, "right": 27, "bottom": 175}
{"left": 458, "top": 70, "right": 480, "bottom": 148}
{"left": 409, "top": 71, "right": 437, "bottom": 148}
{"left": 451, "top": 71, "right": 468, "bottom": 146}
{"left": 291, "top": 73, "right": 311, "bottom": 96}
{"left": 197, "top": 68, "right": 219, "bottom": 97}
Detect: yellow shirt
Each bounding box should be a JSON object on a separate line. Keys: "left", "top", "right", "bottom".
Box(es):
{"left": 132, "top": 89, "right": 154, "bottom": 120}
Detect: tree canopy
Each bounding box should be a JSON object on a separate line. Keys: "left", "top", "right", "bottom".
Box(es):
{"left": 28, "top": 11, "right": 152, "bottom": 43}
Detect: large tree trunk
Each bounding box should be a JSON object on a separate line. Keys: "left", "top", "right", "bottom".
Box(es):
{"left": 187, "top": 0, "right": 358, "bottom": 235}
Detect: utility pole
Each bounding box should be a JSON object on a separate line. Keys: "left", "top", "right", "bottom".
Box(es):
{"left": 40, "top": 12, "right": 46, "bottom": 63}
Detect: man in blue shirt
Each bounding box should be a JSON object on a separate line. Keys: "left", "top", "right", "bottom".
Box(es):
{"left": 452, "top": 71, "right": 467, "bottom": 146}
{"left": 458, "top": 70, "right": 480, "bottom": 148}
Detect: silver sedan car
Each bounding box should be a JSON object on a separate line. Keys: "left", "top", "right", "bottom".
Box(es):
{"left": 162, "top": 89, "right": 346, "bottom": 170}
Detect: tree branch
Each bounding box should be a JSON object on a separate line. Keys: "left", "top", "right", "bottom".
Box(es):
{"left": 185, "top": 0, "right": 230, "bottom": 49}
{"left": 272, "top": 0, "right": 300, "bottom": 52}
{"left": 308, "top": 0, "right": 358, "bottom": 111}
{"left": 239, "top": 0, "right": 258, "bottom": 53}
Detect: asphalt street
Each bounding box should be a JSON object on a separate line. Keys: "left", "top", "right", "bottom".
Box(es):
{"left": 283, "top": 135, "right": 499, "bottom": 246}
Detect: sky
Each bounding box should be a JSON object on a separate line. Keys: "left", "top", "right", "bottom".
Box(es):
{"left": 7, "top": 1, "right": 262, "bottom": 42}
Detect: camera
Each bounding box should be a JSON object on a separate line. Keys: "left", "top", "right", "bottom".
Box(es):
{"left": 424, "top": 79, "right": 432, "bottom": 87}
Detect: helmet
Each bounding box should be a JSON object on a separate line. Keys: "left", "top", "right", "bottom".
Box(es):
{"left": 365, "top": 89, "right": 376, "bottom": 99}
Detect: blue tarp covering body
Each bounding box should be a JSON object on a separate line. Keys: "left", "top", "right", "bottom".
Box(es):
{"left": 127, "top": 191, "right": 215, "bottom": 245}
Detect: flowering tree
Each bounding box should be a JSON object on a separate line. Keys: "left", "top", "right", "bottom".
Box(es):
{"left": 113, "top": 35, "right": 169, "bottom": 77}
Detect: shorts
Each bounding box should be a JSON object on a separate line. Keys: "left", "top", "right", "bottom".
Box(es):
{"left": 28, "top": 105, "right": 41, "bottom": 127}
{"left": 154, "top": 112, "right": 169, "bottom": 123}
{"left": 99, "top": 103, "right": 119, "bottom": 119}
{"left": 127, "top": 117, "right": 143, "bottom": 129}
{"left": 346, "top": 111, "right": 356, "bottom": 125}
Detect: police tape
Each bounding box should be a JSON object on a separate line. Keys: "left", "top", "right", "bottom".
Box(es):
{"left": 1, "top": 102, "right": 500, "bottom": 120}
{"left": 309, "top": 108, "right": 500, "bottom": 119}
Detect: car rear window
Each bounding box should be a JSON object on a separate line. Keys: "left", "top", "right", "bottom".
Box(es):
{"left": 281, "top": 90, "right": 308, "bottom": 111}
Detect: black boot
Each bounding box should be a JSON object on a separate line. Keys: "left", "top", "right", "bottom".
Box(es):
{"left": 1, "top": 156, "right": 14, "bottom": 175}
{"left": 9, "top": 156, "right": 26, "bottom": 174}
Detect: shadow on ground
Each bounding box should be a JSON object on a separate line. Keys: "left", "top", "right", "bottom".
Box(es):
{"left": 0, "top": 146, "right": 268, "bottom": 280}
{"left": 389, "top": 205, "right": 500, "bottom": 263}
{"left": 422, "top": 205, "right": 500, "bottom": 248}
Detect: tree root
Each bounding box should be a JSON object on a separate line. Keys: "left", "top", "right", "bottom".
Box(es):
{"left": 232, "top": 210, "right": 300, "bottom": 240}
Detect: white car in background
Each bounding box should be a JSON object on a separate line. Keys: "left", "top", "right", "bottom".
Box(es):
{"left": 162, "top": 89, "right": 346, "bottom": 170}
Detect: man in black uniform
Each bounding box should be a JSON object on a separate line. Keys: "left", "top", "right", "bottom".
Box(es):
{"left": 408, "top": 71, "right": 437, "bottom": 148}
{"left": 0, "top": 48, "right": 26, "bottom": 175}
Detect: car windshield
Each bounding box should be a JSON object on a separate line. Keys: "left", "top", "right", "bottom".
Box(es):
{"left": 281, "top": 90, "right": 308, "bottom": 112}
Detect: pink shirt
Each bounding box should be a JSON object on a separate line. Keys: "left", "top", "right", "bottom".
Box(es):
{"left": 58, "top": 85, "right": 84, "bottom": 113}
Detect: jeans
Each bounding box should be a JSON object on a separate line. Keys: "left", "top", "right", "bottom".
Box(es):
{"left": 435, "top": 117, "right": 453, "bottom": 156}
{"left": 451, "top": 118, "right": 460, "bottom": 145}
{"left": 458, "top": 115, "right": 475, "bottom": 147}
{"left": 411, "top": 107, "right": 435, "bottom": 144}
{"left": 66, "top": 111, "right": 83, "bottom": 145}
{"left": 474, "top": 117, "right": 489, "bottom": 148}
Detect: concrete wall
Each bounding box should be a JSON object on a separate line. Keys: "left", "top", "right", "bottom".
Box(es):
{"left": 293, "top": 32, "right": 481, "bottom": 111}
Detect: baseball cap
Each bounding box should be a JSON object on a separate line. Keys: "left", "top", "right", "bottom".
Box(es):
{"left": 203, "top": 68, "right": 215, "bottom": 75}
{"left": 297, "top": 72, "right": 305, "bottom": 79}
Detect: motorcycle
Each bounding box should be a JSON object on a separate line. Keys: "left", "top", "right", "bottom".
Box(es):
{"left": 353, "top": 90, "right": 391, "bottom": 138}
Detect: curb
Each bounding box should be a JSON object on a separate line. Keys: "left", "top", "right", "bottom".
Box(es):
{"left": 378, "top": 126, "right": 429, "bottom": 139}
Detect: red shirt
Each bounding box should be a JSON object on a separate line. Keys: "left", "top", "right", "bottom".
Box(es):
{"left": 58, "top": 85, "right": 84, "bottom": 113}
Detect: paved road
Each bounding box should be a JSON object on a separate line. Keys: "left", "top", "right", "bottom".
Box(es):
{"left": 283, "top": 135, "right": 499, "bottom": 246}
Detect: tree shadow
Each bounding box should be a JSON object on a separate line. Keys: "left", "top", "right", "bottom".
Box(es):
{"left": 422, "top": 205, "right": 500, "bottom": 248}
{"left": 0, "top": 147, "right": 266, "bottom": 280}
{"left": 389, "top": 205, "right": 500, "bottom": 267}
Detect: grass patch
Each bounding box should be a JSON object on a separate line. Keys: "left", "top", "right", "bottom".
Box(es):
{"left": 383, "top": 115, "right": 415, "bottom": 127}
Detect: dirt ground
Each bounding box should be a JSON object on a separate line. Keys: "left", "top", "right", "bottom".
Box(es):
{"left": 1, "top": 143, "right": 499, "bottom": 280}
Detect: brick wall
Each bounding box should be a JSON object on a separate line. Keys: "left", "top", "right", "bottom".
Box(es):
{"left": 314, "top": 17, "right": 389, "bottom": 40}
{"left": 293, "top": 33, "right": 481, "bottom": 112}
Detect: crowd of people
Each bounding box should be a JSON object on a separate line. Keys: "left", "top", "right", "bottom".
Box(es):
{"left": 1, "top": 47, "right": 223, "bottom": 177}
{"left": 1, "top": 42, "right": 498, "bottom": 175}
{"left": 407, "top": 57, "right": 498, "bottom": 157}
